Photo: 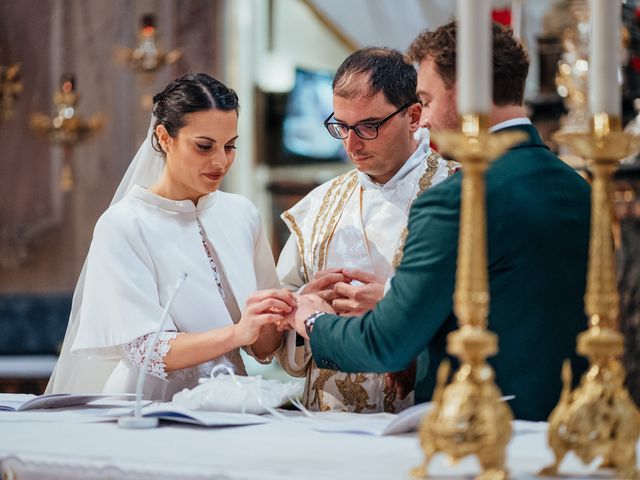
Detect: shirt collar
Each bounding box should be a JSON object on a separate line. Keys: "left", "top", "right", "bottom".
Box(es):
{"left": 357, "top": 128, "right": 431, "bottom": 191}
{"left": 489, "top": 117, "right": 532, "bottom": 133}
{"left": 129, "top": 184, "right": 218, "bottom": 213}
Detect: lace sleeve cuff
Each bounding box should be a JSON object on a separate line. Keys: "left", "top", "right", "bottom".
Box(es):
{"left": 123, "top": 331, "right": 178, "bottom": 380}
{"left": 243, "top": 344, "right": 277, "bottom": 365}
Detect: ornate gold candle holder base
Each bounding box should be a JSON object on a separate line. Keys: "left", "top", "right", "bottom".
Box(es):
{"left": 412, "top": 327, "right": 513, "bottom": 480}
{"left": 411, "top": 115, "right": 526, "bottom": 480}
{"left": 540, "top": 113, "right": 640, "bottom": 479}
{"left": 540, "top": 328, "right": 640, "bottom": 479}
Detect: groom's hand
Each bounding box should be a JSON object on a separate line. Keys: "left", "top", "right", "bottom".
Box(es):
{"left": 331, "top": 269, "right": 384, "bottom": 316}
{"left": 280, "top": 294, "right": 335, "bottom": 339}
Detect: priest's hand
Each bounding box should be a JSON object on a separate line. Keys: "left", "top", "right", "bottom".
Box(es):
{"left": 280, "top": 293, "right": 335, "bottom": 339}
{"left": 384, "top": 359, "right": 417, "bottom": 401}
{"left": 235, "top": 289, "right": 296, "bottom": 346}
{"left": 300, "top": 268, "right": 350, "bottom": 303}
{"left": 331, "top": 269, "right": 384, "bottom": 316}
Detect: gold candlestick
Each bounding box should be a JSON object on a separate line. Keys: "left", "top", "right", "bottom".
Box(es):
{"left": 411, "top": 114, "right": 526, "bottom": 480}
{"left": 540, "top": 113, "right": 640, "bottom": 479}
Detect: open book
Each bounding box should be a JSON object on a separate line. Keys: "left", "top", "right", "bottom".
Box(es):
{"left": 288, "top": 405, "right": 425, "bottom": 436}
{"left": 303, "top": 395, "right": 515, "bottom": 436}
{"left": 0, "top": 393, "right": 135, "bottom": 412}
{"left": 121, "top": 403, "right": 272, "bottom": 427}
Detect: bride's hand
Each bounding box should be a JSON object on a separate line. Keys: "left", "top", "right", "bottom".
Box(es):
{"left": 235, "top": 289, "right": 296, "bottom": 346}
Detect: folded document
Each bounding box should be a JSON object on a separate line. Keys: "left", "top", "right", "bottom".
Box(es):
{"left": 0, "top": 393, "right": 135, "bottom": 412}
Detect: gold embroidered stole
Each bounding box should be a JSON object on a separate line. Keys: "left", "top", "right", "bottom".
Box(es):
{"left": 282, "top": 170, "right": 359, "bottom": 283}
{"left": 391, "top": 152, "right": 457, "bottom": 269}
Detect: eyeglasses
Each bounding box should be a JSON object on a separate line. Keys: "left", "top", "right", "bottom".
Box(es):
{"left": 323, "top": 103, "right": 412, "bottom": 140}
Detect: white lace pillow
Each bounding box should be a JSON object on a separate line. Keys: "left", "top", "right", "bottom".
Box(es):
{"left": 171, "top": 365, "right": 303, "bottom": 414}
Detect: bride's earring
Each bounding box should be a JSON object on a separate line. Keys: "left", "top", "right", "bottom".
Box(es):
{"left": 155, "top": 125, "right": 171, "bottom": 155}
{"left": 160, "top": 134, "right": 171, "bottom": 154}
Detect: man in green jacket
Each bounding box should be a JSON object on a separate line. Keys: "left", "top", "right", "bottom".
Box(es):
{"left": 283, "top": 21, "right": 591, "bottom": 421}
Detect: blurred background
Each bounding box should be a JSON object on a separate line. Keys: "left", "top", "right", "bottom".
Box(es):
{"left": 0, "top": 0, "right": 639, "bottom": 396}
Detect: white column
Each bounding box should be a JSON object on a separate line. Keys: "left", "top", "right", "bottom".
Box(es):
{"left": 223, "top": 0, "right": 272, "bottom": 239}
{"left": 456, "top": 0, "right": 492, "bottom": 114}
{"left": 223, "top": 0, "right": 258, "bottom": 201}
{"left": 49, "top": 0, "right": 65, "bottom": 226}
{"left": 511, "top": 0, "right": 524, "bottom": 41}
{"left": 589, "top": 0, "right": 621, "bottom": 117}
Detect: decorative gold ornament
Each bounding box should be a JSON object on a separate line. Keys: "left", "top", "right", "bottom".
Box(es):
{"left": 411, "top": 115, "right": 526, "bottom": 480}
{"left": 553, "top": 0, "right": 591, "bottom": 133}
{"left": 30, "top": 74, "right": 105, "bottom": 146}
{"left": 30, "top": 74, "right": 104, "bottom": 191}
{"left": 540, "top": 113, "right": 640, "bottom": 479}
{"left": 115, "top": 14, "right": 182, "bottom": 76}
{"left": 0, "top": 62, "right": 23, "bottom": 121}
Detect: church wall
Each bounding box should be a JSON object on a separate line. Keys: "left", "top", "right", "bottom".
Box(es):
{"left": 0, "top": 0, "right": 224, "bottom": 294}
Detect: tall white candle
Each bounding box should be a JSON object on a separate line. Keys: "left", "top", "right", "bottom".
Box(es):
{"left": 457, "top": 0, "right": 492, "bottom": 114}
{"left": 589, "top": 0, "right": 621, "bottom": 117}
{"left": 511, "top": 0, "right": 524, "bottom": 41}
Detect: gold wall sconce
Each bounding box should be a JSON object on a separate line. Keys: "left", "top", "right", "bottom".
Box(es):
{"left": 0, "top": 63, "right": 23, "bottom": 121}
{"left": 30, "top": 74, "right": 104, "bottom": 191}
{"left": 115, "top": 14, "right": 182, "bottom": 76}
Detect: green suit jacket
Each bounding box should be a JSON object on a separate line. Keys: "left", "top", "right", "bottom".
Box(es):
{"left": 310, "top": 124, "right": 591, "bottom": 421}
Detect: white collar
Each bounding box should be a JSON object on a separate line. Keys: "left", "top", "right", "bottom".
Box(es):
{"left": 357, "top": 129, "right": 431, "bottom": 191}
{"left": 489, "top": 117, "right": 532, "bottom": 133}
{"left": 129, "top": 184, "right": 218, "bottom": 213}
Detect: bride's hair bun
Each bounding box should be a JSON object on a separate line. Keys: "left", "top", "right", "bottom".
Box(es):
{"left": 151, "top": 73, "right": 239, "bottom": 154}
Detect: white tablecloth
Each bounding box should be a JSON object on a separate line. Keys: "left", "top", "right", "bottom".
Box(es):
{"left": 0, "top": 410, "right": 635, "bottom": 479}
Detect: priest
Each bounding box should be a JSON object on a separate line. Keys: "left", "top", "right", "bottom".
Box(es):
{"left": 276, "top": 47, "right": 457, "bottom": 413}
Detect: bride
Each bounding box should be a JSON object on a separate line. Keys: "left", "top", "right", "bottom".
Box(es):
{"left": 47, "top": 73, "right": 294, "bottom": 400}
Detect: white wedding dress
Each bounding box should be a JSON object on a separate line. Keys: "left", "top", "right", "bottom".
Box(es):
{"left": 46, "top": 121, "right": 279, "bottom": 400}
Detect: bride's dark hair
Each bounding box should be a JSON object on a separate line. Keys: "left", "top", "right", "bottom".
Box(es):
{"left": 151, "top": 73, "right": 239, "bottom": 154}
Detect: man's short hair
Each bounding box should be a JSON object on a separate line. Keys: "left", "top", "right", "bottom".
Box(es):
{"left": 406, "top": 20, "right": 530, "bottom": 106}
{"left": 333, "top": 47, "right": 419, "bottom": 108}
